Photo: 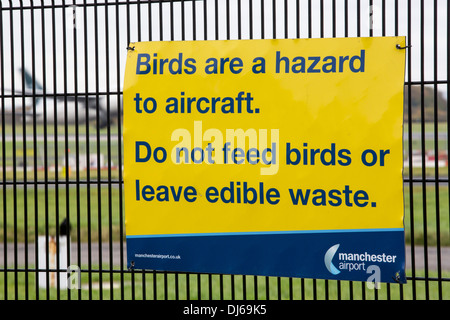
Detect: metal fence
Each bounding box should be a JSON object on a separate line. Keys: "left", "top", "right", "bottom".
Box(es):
{"left": 0, "top": 0, "right": 449, "bottom": 301}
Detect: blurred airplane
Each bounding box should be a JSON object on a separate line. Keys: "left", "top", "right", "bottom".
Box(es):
{"left": 0, "top": 69, "right": 122, "bottom": 129}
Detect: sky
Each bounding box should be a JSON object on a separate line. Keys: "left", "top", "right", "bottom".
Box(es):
{"left": 0, "top": 0, "right": 448, "bottom": 97}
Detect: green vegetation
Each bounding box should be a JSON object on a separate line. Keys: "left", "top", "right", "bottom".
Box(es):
{"left": 1, "top": 268, "right": 449, "bottom": 300}
{"left": 0, "top": 185, "right": 123, "bottom": 243}
{"left": 404, "top": 85, "right": 447, "bottom": 123}
{"left": 404, "top": 185, "right": 450, "bottom": 246}
{"left": 1, "top": 110, "right": 449, "bottom": 301}
{"left": 1, "top": 185, "right": 448, "bottom": 245}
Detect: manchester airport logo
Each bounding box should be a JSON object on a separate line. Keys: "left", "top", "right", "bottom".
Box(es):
{"left": 324, "top": 244, "right": 341, "bottom": 275}
{"left": 324, "top": 244, "right": 398, "bottom": 275}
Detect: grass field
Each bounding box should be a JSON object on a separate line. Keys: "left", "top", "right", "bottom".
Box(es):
{"left": 404, "top": 185, "right": 450, "bottom": 246}
{"left": 1, "top": 268, "right": 449, "bottom": 300}
{"left": 1, "top": 122, "right": 449, "bottom": 300}
{"left": 0, "top": 185, "right": 123, "bottom": 243}
{"left": 1, "top": 184, "right": 448, "bottom": 245}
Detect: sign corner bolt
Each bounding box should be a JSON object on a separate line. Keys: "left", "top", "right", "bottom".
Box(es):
{"left": 396, "top": 44, "right": 411, "bottom": 50}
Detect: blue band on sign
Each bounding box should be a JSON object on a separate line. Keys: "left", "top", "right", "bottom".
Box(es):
{"left": 126, "top": 229, "right": 406, "bottom": 284}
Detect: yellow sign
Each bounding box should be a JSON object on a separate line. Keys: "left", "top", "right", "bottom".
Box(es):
{"left": 123, "top": 37, "right": 406, "bottom": 282}
{"left": 124, "top": 37, "right": 405, "bottom": 234}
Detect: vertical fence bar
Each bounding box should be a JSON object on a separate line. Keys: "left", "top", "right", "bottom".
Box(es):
{"left": 419, "top": 0, "right": 430, "bottom": 300}
{"left": 39, "top": 0, "right": 51, "bottom": 299}
{"left": 50, "top": 0, "right": 61, "bottom": 299}
{"left": 181, "top": 0, "right": 185, "bottom": 42}
{"left": 18, "top": 0, "right": 29, "bottom": 300}
{"left": 61, "top": 0, "right": 72, "bottom": 301}
{"left": 94, "top": 0, "right": 103, "bottom": 300}
{"left": 0, "top": 0, "right": 7, "bottom": 301}
{"left": 226, "top": 0, "right": 230, "bottom": 40}
{"left": 104, "top": 0, "right": 114, "bottom": 301}
{"left": 446, "top": 2, "right": 450, "bottom": 302}
{"left": 191, "top": 0, "right": 196, "bottom": 41}
{"left": 394, "top": 0, "right": 404, "bottom": 301}
{"left": 406, "top": 0, "right": 416, "bottom": 301}
{"left": 149, "top": 0, "right": 153, "bottom": 41}
{"left": 137, "top": 0, "right": 142, "bottom": 42}
{"left": 127, "top": 0, "right": 135, "bottom": 301}
{"left": 319, "top": 0, "right": 323, "bottom": 38}
{"left": 8, "top": 0, "right": 18, "bottom": 300}
{"left": 169, "top": 0, "right": 174, "bottom": 41}
{"left": 344, "top": 0, "right": 348, "bottom": 38}
{"left": 116, "top": 0, "right": 125, "bottom": 301}
{"left": 82, "top": 0, "right": 93, "bottom": 300}
{"left": 248, "top": 0, "right": 253, "bottom": 39}
{"left": 238, "top": 0, "right": 242, "bottom": 40}
{"left": 272, "top": 0, "right": 276, "bottom": 38}
{"left": 214, "top": 0, "right": 219, "bottom": 40}
{"left": 261, "top": 0, "right": 265, "bottom": 40}
{"left": 432, "top": 0, "right": 442, "bottom": 300}
{"left": 31, "top": 2, "right": 39, "bottom": 301}
{"left": 74, "top": 0, "right": 83, "bottom": 301}
{"left": 369, "top": 0, "right": 373, "bottom": 37}
{"left": 114, "top": 0, "right": 121, "bottom": 300}
{"left": 448, "top": 0, "right": 450, "bottom": 304}
{"left": 356, "top": 0, "right": 360, "bottom": 37}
